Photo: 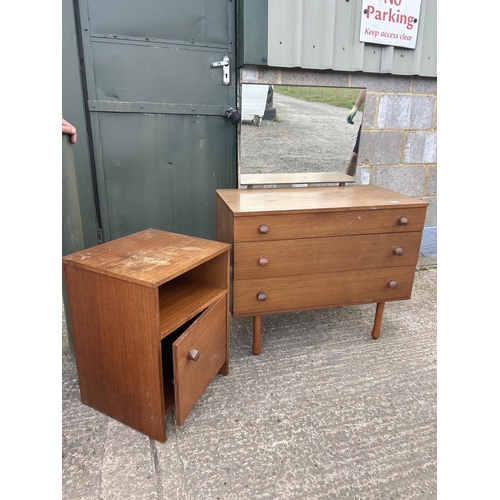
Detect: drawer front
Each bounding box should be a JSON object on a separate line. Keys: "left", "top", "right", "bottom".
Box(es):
{"left": 232, "top": 266, "right": 416, "bottom": 316}
{"left": 234, "top": 232, "right": 423, "bottom": 279}
{"left": 173, "top": 296, "right": 227, "bottom": 425}
{"left": 233, "top": 207, "right": 427, "bottom": 242}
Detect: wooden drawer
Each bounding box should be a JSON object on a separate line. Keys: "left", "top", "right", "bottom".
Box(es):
{"left": 170, "top": 296, "right": 227, "bottom": 425}
{"left": 232, "top": 266, "right": 416, "bottom": 316}
{"left": 233, "top": 207, "right": 427, "bottom": 242}
{"left": 233, "top": 232, "right": 423, "bottom": 279}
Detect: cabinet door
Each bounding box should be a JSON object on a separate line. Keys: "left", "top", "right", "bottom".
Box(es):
{"left": 173, "top": 296, "right": 227, "bottom": 425}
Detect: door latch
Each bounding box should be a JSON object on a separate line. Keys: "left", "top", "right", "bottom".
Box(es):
{"left": 212, "top": 55, "right": 230, "bottom": 85}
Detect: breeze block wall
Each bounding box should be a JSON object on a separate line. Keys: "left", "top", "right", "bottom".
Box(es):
{"left": 353, "top": 73, "right": 437, "bottom": 258}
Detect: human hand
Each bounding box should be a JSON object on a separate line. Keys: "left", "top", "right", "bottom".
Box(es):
{"left": 62, "top": 118, "right": 77, "bottom": 144}
{"left": 346, "top": 106, "right": 358, "bottom": 124}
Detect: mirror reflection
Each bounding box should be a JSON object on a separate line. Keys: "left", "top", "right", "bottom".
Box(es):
{"left": 239, "top": 84, "right": 365, "bottom": 178}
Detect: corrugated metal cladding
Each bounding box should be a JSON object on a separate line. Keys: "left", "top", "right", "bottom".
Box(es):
{"left": 266, "top": 0, "right": 436, "bottom": 77}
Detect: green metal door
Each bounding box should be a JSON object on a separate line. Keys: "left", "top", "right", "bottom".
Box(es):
{"left": 76, "top": 0, "right": 237, "bottom": 241}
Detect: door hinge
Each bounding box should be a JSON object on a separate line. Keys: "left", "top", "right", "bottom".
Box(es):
{"left": 212, "top": 55, "right": 230, "bottom": 85}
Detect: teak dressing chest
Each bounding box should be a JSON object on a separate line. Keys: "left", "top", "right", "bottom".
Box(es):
{"left": 216, "top": 185, "right": 428, "bottom": 355}
{"left": 62, "top": 229, "right": 231, "bottom": 442}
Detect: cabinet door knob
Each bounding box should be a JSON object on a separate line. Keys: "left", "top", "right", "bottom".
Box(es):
{"left": 187, "top": 349, "right": 200, "bottom": 361}
{"left": 258, "top": 224, "right": 269, "bottom": 234}
{"left": 388, "top": 280, "right": 398, "bottom": 289}
{"left": 258, "top": 256, "right": 269, "bottom": 266}
{"left": 393, "top": 247, "right": 404, "bottom": 256}
{"left": 398, "top": 216, "right": 409, "bottom": 226}
{"left": 257, "top": 292, "right": 267, "bottom": 301}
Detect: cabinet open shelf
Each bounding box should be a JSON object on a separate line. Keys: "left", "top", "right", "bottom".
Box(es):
{"left": 159, "top": 278, "right": 227, "bottom": 339}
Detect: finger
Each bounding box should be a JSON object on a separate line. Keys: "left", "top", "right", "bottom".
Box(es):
{"left": 62, "top": 125, "right": 76, "bottom": 135}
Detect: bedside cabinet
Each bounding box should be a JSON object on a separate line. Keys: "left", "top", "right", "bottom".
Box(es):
{"left": 62, "top": 229, "right": 231, "bottom": 442}
{"left": 216, "top": 185, "right": 428, "bottom": 355}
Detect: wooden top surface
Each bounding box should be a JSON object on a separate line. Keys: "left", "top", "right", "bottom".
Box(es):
{"left": 240, "top": 172, "right": 355, "bottom": 186}
{"left": 62, "top": 229, "right": 230, "bottom": 288}
{"left": 216, "top": 185, "right": 429, "bottom": 215}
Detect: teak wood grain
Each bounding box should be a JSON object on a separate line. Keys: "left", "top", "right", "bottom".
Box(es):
{"left": 232, "top": 266, "right": 416, "bottom": 317}
{"left": 233, "top": 232, "right": 423, "bottom": 280}
{"left": 158, "top": 279, "right": 226, "bottom": 339}
{"left": 63, "top": 229, "right": 231, "bottom": 441}
{"left": 173, "top": 296, "right": 227, "bottom": 425}
{"left": 231, "top": 208, "right": 426, "bottom": 242}
{"left": 240, "top": 171, "right": 355, "bottom": 186}
{"left": 216, "top": 185, "right": 427, "bottom": 215}
{"left": 63, "top": 265, "right": 166, "bottom": 441}
{"left": 63, "top": 228, "right": 230, "bottom": 287}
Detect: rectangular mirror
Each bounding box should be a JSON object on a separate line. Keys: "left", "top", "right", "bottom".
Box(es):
{"left": 239, "top": 84, "right": 365, "bottom": 186}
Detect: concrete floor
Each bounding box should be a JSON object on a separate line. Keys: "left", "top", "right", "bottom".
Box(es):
{"left": 62, "top": 257, "right": 437, "bottom": 499}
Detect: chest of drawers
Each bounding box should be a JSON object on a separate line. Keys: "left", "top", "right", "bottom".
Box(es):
{"left": 215, "top": 185, "right": 428, "bottom": 354}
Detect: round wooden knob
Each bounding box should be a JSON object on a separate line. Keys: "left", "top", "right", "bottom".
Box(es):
{"left": 388, "top": 280, "right": 398, "bottom": 289}
{"left": 187, "top": 349, "right": 200, "bottom": 361}
{"left": 257, "top": 292, "right": 267, "bottom": 301}
{"left": 398, "top": 216, "right": 409, "bottom": 226}
{"left": 393, "top": 247, "right": 404, "bottom": 256}
{"left": 258, "top": 224, "right": 269, "bottom": 234}
{"left": 258, "top": 256, "right": 269, "bottom": 266}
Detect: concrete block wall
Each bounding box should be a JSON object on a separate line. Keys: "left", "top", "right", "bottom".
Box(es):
{"left": 351, "top": 74, "right": 437, "bottom": 257}
{"left": 240, "top": 66, "right": 437, "bottom": 258}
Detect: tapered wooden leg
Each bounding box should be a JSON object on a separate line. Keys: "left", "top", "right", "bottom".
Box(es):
{"left": 371, "top": 302, "right": 385, "bottom": 339}
{"left": 252, "top": 316, "right": 261, "bottom": 355}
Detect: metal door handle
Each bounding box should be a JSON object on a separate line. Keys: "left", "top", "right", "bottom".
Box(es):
{"left": 212, "top": 55, "right": 230, "bottom": 85}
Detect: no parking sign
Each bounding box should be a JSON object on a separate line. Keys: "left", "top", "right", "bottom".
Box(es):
{"left": 360, "top": 0, "right": 422, "bottom": 49}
